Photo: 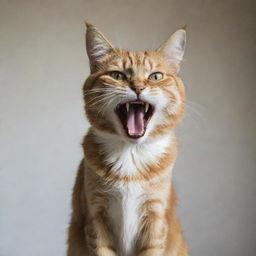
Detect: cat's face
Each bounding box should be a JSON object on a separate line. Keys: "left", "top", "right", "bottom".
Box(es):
{"left": 84, "top": 23, "right": 186, "bottom": 143}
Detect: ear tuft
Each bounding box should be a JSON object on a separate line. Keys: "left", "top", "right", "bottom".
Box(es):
{"left": 85, "top": 23, "right": 115, "bottom": 73}
{"left": 157, "top": 28, "right": 186, "bottom": 73}
{"left": 85, "top": 21, "right": 92, "bottom": 28}
{"left": 181, "top": 25, "right": 187, "bottom": 31}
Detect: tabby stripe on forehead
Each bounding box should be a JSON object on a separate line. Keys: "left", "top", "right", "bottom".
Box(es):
{"left": 144, "top": 57, "right": 153, "bottom": 71}
{"left": 149, "top": 59, "right": 154, "bottom": 70}
{"left": 128, "top": 53, "right": 134, "bottom": 66}
{"left": 135, "top": 53, "right": 142, "bottom": 65}
{"left": 142, "top": 55, "right": 146, "bottom": 66}
{"left": 122, "top": 58, "right": 129, "bottom": 70}
{"left": 111, "top": 61, "right": 120, "bottom": 69}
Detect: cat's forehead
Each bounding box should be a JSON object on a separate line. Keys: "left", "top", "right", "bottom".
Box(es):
{"left": 107, "top": 50, "right": 163, "bottom": 75}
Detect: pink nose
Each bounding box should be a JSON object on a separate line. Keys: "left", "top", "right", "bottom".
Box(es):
{"left": 130, "top": 85, "right": 145, "bottom": 95}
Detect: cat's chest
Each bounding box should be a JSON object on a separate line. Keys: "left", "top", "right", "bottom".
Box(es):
{"left": 108, "top": 183, "right": 143, "bottom": 256}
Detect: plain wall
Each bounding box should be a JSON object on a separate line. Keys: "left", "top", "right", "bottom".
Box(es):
{"left": 0, "top": 0, "right": 255, "bottom": 255}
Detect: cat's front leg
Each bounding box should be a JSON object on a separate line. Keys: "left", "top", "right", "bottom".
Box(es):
{"left": 86, "top": 212, "right": 117, "bottom": 256}
{"left": 137, "top": 201, "right": 167, "bottom": 256}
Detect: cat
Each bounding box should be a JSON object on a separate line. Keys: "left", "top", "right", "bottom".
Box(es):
{"left": 67, "top": 23, "right": 189, "bottom": 256}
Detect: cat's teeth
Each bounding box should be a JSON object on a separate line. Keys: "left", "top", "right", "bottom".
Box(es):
{"left": 145, "top": 103, "right": 149, "bottom": 113}
{"left": 126, "top": 103, "right": 129, "bottom": 112}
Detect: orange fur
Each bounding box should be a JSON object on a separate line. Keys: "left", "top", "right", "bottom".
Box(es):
{"left": 67, "top": 23, "right": 189, "bottom": 256}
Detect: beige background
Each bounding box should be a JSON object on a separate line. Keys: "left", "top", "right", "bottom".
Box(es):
{"left": 1, "top": 0, "right": 256, "bottom": 255}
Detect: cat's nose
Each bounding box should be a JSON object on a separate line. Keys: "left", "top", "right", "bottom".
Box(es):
{"left": 130, "top": 85, "right": 146, "bottom": 95}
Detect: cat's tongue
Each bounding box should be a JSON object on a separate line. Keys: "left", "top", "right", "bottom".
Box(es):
{"left": 127, "top": 104, "right": 145, "bottom": 137}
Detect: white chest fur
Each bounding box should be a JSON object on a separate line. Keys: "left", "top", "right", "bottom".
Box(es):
{"left": 109, "top": 183, "right": 143, "bottom": 256}
{"left": 94, "top": 130, "right": 174, "bottom": 255}
{"left": 95, "top": 130, "right": 174, "bottom": 177}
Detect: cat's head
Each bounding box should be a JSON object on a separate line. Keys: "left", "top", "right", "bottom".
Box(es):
{"left": 84, "top": 23, "right": 186, "bottom": 143}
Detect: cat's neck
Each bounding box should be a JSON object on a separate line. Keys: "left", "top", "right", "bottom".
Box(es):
{"left": 89, "top": 128, "right": 176, "bottom": 178}
{"left": 92, "top": 127, "right": 175, "bottom": 151}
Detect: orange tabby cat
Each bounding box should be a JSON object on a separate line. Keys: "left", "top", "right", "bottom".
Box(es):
{"left": 67, "top": 23, "right": 189, "bottom": 256}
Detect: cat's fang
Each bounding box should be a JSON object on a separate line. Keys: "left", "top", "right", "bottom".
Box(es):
{"left": 126, "top": 103, "right": 129, "bottom": 113}
{"left": 145, "top": 103, "right": 149, "bottom": 113}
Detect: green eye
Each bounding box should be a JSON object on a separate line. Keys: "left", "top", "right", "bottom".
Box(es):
{"left": 110, "top": 71, "right": 126, "bottom": 81}
{"left": 148, "top": 72, "right": 163, "bottom": 81}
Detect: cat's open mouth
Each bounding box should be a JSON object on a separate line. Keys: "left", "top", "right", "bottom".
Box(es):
{"left": 115, "top": 100, "right": 155, "bottom": 138}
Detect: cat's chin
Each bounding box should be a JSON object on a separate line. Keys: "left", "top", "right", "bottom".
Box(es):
{"left": 115, "top": 100, "right": 155, "bottom": 140}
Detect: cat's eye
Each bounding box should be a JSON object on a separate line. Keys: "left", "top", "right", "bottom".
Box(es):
{"left": 110, "top": 71, "right": 126, "bottom": 81}
{"left": 148, "top": 72, "right": 163, "bottom": 81}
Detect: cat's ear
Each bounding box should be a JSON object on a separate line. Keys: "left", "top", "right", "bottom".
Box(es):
{"left": 86, "top": 23, "right": 115, "bottom": 73}
{"left": 157, "top": 27, "right": 186, "bottom": 73}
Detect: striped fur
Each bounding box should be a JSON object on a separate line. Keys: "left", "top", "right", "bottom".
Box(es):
{"left": 67, "top": 23, "right": 189, "bottom": 256}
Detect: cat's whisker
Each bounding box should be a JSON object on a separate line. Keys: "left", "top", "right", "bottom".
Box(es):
{"left": 84, "top": 87, "right": 125, "bottom": 96}
{"left": 102, "top": 83, "right": 126, "bottom": 89}
{"left": 179, "top": 99, "right": 204, "bottom": 118}
{"left": 185, "top": 102, "right": 203, "bottom": 117}
{"left": 182, "top": 111, "right": 202, "bottom": 130}
{"left": 98, "top": 97, "right": 117, "bottom": 117}
{"left": 180, "top": 101, "right": 205, "bottom": 130}
{"left": 186, "top": 99, "right": 204, "bottom": 108}
{"left": 86, "top": 90, "right": 124, "bottom": 105}
{"left": 95, "top": 95, "right": 122, "bottom": 120}
{"left": 86, "top": 93, "right": 115, "bottom": 105}
{"left": 87, "top": 95, "right": 116, "bottom": 107}
{"left": 87, "top": 92, "right": 125, "bottom": 108}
